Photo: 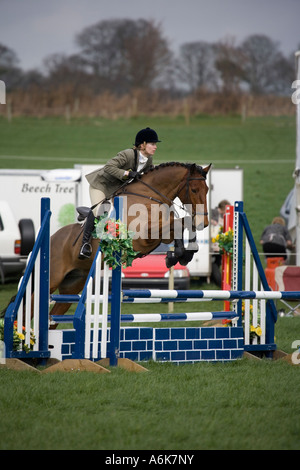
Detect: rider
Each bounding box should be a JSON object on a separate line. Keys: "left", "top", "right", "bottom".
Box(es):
{"left": 78, "top": 127, "right": 161, "bottom": 259}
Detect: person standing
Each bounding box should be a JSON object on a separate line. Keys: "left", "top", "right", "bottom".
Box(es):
{"left": 260, "top": 216, "right": 294, "bottom": 260}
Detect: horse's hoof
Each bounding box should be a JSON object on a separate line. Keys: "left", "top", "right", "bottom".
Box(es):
{"left": 165, "top": 258, "right": 177, "bottom": 268}
{"left": 165, "top": 251, "right": 178, "bottom": 268}
{"left": 178, "top": 251, "right": 194, "bottom": 266}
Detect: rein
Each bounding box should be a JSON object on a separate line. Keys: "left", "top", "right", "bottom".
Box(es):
{"left": 119, "top": 178, "right": 181, "bottom": 208}
{"left": 117, "top": 166, "right": 209, "bottom": 218}
{"left": 73, "top": 164, "right": 208, "bottom": 246}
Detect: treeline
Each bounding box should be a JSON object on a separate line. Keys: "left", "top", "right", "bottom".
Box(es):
{"left": 0, "top": 19, "right": 298, "bottom": 118}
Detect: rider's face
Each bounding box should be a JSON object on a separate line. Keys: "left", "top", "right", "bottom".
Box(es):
{"left": 143, "top": 142, "right": 157, "bottom": 157}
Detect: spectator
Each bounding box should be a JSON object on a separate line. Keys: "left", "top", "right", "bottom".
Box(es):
{"left": 210, "top": 199, "right": 231, "bottom": 286}
{"left": 260, "top": 217, "right": 294, "bottom": 260}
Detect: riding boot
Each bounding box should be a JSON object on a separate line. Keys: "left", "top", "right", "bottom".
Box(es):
{"left": 78, "top": 210, "right": 95, "bottom": 259}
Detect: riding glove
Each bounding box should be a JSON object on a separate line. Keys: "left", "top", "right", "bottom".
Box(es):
{"left": 128, "top": 171, "right": 139, "bottom": 179}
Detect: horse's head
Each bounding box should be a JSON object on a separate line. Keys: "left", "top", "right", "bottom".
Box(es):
{"left": 179, "top": 163, "right": 211, "bottom": 230}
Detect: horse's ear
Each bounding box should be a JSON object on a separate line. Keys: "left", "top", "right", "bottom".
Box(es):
{"left": 203, "top": 163, "right": 212, "bottom": 174}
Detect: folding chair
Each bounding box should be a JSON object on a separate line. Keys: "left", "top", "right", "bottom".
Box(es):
{"left": 275, "top": 266, "right": 300, "bottom": 316}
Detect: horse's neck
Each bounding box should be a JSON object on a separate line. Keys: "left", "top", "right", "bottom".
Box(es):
{"left": 142, "top": 167, "right": 187, "bottom": 202}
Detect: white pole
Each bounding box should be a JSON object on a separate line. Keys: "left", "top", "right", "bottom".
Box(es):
{"left": 294, "top": 51, "right": 300, "bottom": 265}
{"left": 244, "top": 238, "right": 250, "bottom": 345}
{"left": 92, "top": 252, "right": 102, "bottom": 359}
{"left": 101, "top": 262, "right": 109, "bottom": 359}
{"left": 85, "top": 279, "right": 93, "bottom": 359}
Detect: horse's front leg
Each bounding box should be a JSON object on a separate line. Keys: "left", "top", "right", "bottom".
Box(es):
{"left": 163, "top": 216, "right": 197, "bottom": 267}
{"left": 161, "top": 214, "right": 181, "bottom": 267}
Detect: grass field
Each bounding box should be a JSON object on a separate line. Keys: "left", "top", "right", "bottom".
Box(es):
{"left": 0, "top": 338, "right": 300, "bottom": 451}
{"left": 0, "top": 114, "right": 296, "bottom": 242}
{"left": 0, "top": 115, "right": 299, "bottom": 451}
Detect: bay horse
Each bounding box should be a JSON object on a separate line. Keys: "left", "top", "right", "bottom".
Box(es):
{"left": 49, "top": 162, "right": 211, "bottom": 321}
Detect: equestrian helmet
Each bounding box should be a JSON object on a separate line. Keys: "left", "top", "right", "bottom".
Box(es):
{"left": 135, "top": 127, "right": 161, "bottom": 146}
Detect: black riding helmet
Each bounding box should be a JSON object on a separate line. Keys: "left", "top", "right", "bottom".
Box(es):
{"left": 135, "top": 127, "right": 161, "bottom": 147}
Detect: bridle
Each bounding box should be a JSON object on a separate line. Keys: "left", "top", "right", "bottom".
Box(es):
{"left": 171, "top": 167, "right": 209, "bottom": 223}
{"left": 118, "top": 166, "right": 209, "bottom": 223}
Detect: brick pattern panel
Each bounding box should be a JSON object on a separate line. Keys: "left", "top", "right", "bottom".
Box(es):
{"left": 49, "top": 326, "right": 244, "bottom": 363}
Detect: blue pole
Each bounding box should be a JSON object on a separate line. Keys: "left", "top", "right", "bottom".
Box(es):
{"left": 109, "top": 197, "right": 123, "bottom": 366}
{"left": 39, "top": 198, "right": 50, "bottom": 355}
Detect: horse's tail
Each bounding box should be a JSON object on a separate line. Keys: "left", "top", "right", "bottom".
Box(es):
{"left": 0, "top": 294, "right": 17, "bottom": 318}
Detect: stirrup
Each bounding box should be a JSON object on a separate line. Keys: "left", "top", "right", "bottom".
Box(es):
{"left": 78, "top": 243, "right": 92, "bottom": 259}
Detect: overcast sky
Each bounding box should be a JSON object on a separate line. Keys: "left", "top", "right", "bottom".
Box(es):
{"left": 1, "top": 0, "right": 299, "bottom": 71}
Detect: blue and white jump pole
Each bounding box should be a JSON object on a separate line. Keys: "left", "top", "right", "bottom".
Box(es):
{"left": 109, "top": 196, "right": 123, "bottom": 366}
{"left": 5, "top": 196, "right": 300, "bottom": 363}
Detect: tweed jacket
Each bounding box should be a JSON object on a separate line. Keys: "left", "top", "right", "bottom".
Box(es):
{"left": 85, "top": 148, "right": 153, "bottom": 198}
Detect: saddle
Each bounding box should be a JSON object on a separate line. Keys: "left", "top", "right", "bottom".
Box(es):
{"left": 76, "top": 201, "right": 112, "bottom": 222}
{"left": 76, "top": 206, "right": 91, "bottom": 222}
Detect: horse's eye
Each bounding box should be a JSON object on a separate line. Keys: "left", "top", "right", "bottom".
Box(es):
{"left": 191, "top": 188, "right": 197, "bottom": 193}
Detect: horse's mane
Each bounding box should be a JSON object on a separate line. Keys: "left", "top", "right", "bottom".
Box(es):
{"left": 116, "top": 161, "right": 208, "bottom": 197}
{"left": 142, "top": 161, "right": 205, "bottom": 177}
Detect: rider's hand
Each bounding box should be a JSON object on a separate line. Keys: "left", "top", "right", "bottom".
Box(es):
{"left": 128, "top": 171, "right": 138, "bottom": 179}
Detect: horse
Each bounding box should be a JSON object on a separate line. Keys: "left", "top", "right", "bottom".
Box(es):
{"left": 49, "top": 162, "right": 211, "bottom": 322}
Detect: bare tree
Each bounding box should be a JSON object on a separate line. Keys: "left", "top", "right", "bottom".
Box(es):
{"left": 43, "top": 53, "right": 87, "bottom": 86}
{"left": 240, "top": 34, "right": 284, "bottom": 94}
{"left": 0, "top": 43, "right": 22, "bottom": 89}
{"left": 176, "top": 41, "right": 217, "bottom": 92}
{"left": 75, "top": 18, "right": 172, "bottom": 94}
{"left": 0, "top": 43, "right": 19, "bottom": 71}
{"left": 271, "top": 53, "right": 295, "bottom": 95}
{"left": 214, "top": 37, "right": 246, "bottom": 93}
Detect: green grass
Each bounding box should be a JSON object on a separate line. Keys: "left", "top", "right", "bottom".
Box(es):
{"left": 0, "top": 350, "right": 300, "bottom": 450}
{"left": 1, "top": 286, "right": 300, "bottom": 450}
{"left": 0, "top": 115, "right": 299, "bottom": 450}
{"left": 0, "top": 114, "right": 296, "bottom": 244}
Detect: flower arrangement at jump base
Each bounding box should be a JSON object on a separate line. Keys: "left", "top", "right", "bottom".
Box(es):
{"left": 222, "top": 301, "right": 262, "bottom": 341}
{"left": 242, "top": 302, "right": 262, "bottom": 340}
{"left": 0, "top": 319, "right": 35, "bottom": 353}
{"left": 250, "top": 324, "right": 262, "bottom": 340}
{"left": 212, "top": 227, "right": 234, "bottom": 257}
{"left": 93, "top": 215, "right": 139, "bottom": 269}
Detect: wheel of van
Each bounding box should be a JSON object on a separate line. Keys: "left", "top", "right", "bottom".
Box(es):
{"left": 211, "top": 261, "right": 222, "bottom": 287}
{"left": 18, "top": 219, "right": 35, "bottom": 256}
